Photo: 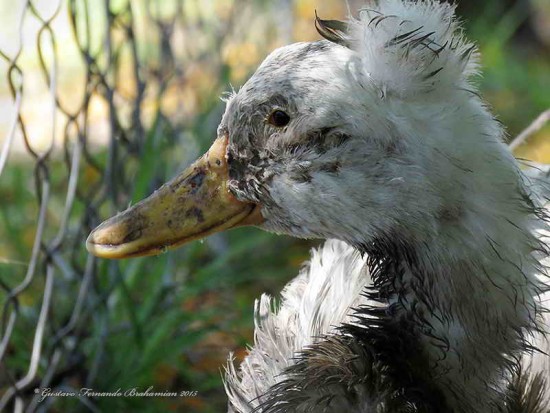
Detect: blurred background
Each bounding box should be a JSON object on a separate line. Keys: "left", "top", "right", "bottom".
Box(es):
{"left": 0, "top": 0, "right": 548, "bottom": 411}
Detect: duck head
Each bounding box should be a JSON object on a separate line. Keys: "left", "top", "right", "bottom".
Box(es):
{"left": 87, "top": 7, "right": 510, "bottom": 259}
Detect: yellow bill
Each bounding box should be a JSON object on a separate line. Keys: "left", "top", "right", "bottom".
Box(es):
{"left": 86, "top": 136, "right": 263, "bottom": 259}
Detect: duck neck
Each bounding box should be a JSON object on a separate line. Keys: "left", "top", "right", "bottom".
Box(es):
{"left": 361, "top": 213, "right": 544, "bottom": 412}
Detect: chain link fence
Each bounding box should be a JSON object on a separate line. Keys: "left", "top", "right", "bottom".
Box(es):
{"left": 0, "top": 1, "right": 301, "bottom": 411}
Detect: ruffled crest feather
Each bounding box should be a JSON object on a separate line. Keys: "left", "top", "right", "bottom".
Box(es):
{"left": 318, "top": 0, "right": 478, "bottom": 98}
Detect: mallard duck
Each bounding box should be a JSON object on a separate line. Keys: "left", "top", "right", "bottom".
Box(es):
{"left": 86, "top": 1, "right": 550, "bottom": 412}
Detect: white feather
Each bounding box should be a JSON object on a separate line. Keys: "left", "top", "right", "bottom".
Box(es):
{"left": 225, "top": 240, "right": 371, "bottom": 412}
{"left": 350, "top": 0, "right": 478, "bottom": 99}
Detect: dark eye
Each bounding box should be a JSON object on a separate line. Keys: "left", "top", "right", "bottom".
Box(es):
{"left": 268, "top": 110, "right": 291, "bottom": 127}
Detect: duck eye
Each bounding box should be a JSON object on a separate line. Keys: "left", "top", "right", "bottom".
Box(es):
{"left": 268, "top": 110, "right": 290, "bottom": 127}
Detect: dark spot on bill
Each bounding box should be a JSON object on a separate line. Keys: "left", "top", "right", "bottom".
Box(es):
{"left": 186, "top": 207, "right": 205, "bottom": 223}
{"left": 189, "top": 170, "right": 205, "bottom": 193}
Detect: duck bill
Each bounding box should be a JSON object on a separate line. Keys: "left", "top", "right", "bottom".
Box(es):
{"left": 86, "top": 136, "right": 263, "bottom": 259}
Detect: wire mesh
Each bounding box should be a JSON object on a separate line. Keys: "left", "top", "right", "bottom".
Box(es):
{"left": 0, "top": 0, "right": 269, "bottom": 411}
